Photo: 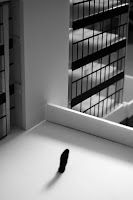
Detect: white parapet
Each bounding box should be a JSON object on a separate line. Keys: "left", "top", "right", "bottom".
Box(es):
{"left": 105, "top": 100, "right": 133, "bottom": 123}
{"left": 46, "top": 103, "right": 133, "bottom": 148}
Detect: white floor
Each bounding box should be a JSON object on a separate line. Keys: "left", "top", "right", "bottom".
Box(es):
{"left": 1, "top": 121, "right": 133, "bottom": 200}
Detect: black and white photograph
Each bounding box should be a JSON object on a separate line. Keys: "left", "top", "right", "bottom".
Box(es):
{"left": 1, "top": 1, "right": 133, "bottom": 200}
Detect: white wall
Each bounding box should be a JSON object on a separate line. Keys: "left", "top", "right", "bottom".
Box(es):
{"left": 19, "top": 0, "right": 69, "bottom": 129}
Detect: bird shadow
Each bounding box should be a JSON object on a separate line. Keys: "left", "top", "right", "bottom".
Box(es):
{"left": 44, "top": 172, "right": 62, "bottom": 190}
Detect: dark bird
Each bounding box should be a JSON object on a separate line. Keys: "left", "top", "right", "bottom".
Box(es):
{"left": 58, "top": 149, "right": 69, "bottom": 173}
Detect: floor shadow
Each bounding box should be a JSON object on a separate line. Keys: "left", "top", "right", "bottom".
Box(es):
{"left": 45, "top": 172, "right": 62, "bottom": 190}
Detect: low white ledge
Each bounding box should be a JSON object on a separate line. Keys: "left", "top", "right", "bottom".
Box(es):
{"left": 104, "top": 104, "right": 126, "bottom": 123}
{"left": 105, "top": 100, "right": 133, "bottom": 123}
{"left": 46, "top": 103, "right": 133, "bottom": 148}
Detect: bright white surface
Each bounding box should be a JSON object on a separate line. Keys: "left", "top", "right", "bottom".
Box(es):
{"left": 1, "top": 121, "right": 133, "bottom": 200}
{"left": 105, "top": 100, "right": 133, "bottom": 123}
{"left": 46, "top": 104, "right": 133, "bottom": 147}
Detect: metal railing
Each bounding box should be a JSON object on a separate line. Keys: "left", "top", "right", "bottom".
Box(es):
{"left": 69, "top": 0, "right": 129, "bottom": 118}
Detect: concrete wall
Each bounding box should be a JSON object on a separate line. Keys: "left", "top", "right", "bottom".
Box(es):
{"left": 16, "top": 0, "right": 69, "bottom": 129}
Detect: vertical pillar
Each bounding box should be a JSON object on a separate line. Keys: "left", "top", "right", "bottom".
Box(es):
{"left": 3, "top": 2, "right": 10, "bottom": 133}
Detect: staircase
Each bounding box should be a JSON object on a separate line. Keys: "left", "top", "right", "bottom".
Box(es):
{"left": 69, "top": 0, "right": 129, "bottom": 118}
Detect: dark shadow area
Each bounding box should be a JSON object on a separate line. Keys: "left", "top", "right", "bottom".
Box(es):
{"left": 35, "top": 121, "right": 133, "bottom": 165}
{"left": 45, "top": 172, "right": 62, "bottom": 190}
{"left": 128, "top": 29, "right": 133, "bottom": 44}
{"left": 120, "top": 116, "right": 133, "bottom": 128}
